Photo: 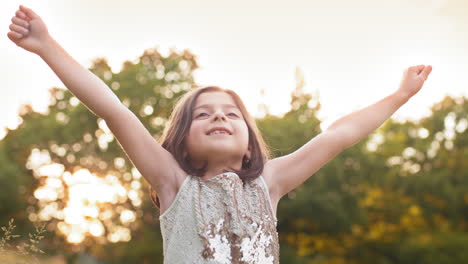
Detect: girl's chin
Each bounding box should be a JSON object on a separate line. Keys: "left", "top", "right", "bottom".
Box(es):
{"left": 192, "top": 148, "right": 242, "bottom": 157}
{"left": 204, "top": 147, "right": 238, "bottom": 154}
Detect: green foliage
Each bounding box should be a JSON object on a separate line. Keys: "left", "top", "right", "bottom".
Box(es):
{"left": 276, "top": 95, "right": 468, "bottom": 263}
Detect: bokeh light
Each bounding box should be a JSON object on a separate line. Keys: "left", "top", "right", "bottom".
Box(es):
{"left": 26, "top": 148, "right": 143, "bottom": 244}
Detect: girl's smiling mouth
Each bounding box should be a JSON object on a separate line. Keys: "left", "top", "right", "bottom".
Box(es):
{"left": 206, "top": 127, "right": 232, "bottom": 135}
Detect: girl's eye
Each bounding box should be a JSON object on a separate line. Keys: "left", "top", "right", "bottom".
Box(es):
{"left": 196, "top": 112, "right": 238, "bottom": 117}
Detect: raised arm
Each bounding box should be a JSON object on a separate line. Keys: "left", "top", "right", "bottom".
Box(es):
{"left": 8, "top": 5, "right": 184, "bottom": 197}
{"left": 7, "top": 5, "right": 120, "bottom": 120}
{"left": 264, "top": 65, "right": 432, "bottom": 200}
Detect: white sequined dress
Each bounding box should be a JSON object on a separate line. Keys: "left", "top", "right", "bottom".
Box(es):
{"left": 159, "top": 172, "right": 280, "bottom": 263}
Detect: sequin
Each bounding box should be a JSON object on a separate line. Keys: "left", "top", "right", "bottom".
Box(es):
{"left": 240, "top": 221, "right": 274, "bottom": 264}
{"left": 159, "top": 172, "right": 279, "bottom": 263}
{"left": 199, "top": 216, "right": 275, "bottom": 264}
{"left": 196, "top": 173, "right": 279, "bottom": 263}
{"left": 200, "top": 218, "right": 232, "bottom": 264}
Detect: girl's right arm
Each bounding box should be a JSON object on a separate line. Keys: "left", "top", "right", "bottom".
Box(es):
{"left": 7, "top": 5, "right": 184, "bottom": 195}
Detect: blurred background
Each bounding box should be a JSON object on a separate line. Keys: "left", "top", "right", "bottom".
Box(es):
{"left": 1, "top": 0, "right": 467, "bottom": 263}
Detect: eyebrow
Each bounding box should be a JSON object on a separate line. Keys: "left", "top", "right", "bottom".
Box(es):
{"left": 193, "top": 104, "right": 239, "bottom": 111}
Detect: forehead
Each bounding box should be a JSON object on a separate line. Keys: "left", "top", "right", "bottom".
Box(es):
{"left": 194, "top": 92, "right": 239, "bottom": 110}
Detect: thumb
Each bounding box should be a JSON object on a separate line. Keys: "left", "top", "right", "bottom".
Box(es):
{"left": 7, "top": 31, "right": 21, "bottom": 44}
{"left": 19, "top": 5, "right": 40, "bottom": 19}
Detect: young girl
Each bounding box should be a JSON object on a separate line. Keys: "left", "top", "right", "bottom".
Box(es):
{"left": 8, "top": 5, "right": 432, "bottom": 263}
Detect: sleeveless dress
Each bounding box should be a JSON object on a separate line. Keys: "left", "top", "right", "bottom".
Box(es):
{"left": 159, "top": 172, "right": 280, "bottom": 264}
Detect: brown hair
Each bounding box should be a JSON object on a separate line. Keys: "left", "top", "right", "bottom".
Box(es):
{"left": 150, "top": 86, "right": 271, "bottom": 209}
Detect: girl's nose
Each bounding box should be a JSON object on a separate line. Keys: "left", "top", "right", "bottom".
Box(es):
{"left": 212, "top": 111, "right": 227, "bottom": 121}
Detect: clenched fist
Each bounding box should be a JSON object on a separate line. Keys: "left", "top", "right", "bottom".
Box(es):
{"left": 397, "top": 65, "right": 433, "bottom": 100}
{"left": 7, "top": 5, "right": 51, "bottom": 55}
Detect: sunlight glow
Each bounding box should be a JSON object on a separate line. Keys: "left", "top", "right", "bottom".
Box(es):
{"left": 27, "top": 148, "right": 144, "bottom": 244}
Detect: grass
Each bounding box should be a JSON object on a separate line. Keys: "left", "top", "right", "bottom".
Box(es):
{"left": 0, "top": 218, "right": 47, "bottom": 264}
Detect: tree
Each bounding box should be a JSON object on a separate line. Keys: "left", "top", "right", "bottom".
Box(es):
{"left": 0, "top": 47, "right": 198, "bottom": 263}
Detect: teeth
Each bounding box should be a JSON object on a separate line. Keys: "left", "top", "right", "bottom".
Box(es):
{"left": 209, "top": 130, "right": 229, "bottom": 135}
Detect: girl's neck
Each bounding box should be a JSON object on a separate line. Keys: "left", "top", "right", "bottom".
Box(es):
{"left": 193, "top": 160, "right": 242, "bottom": 180}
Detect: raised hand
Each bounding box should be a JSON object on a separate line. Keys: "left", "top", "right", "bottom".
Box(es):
{"left": 7, "top": 5, "right": 51, "bottom": 55}
{"left": 397, "top": 65, "right": 433, "bottom": 100}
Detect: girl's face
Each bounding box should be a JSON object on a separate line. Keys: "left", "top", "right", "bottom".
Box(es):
{"left": 185, "top": 91, "right": 250, "bottom": 167}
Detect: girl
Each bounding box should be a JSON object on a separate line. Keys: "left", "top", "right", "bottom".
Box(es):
{"left": 7, "top": 5, "right": 432, "bottom": 263}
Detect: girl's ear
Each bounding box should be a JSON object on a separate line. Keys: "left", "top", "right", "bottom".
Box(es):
{"left": 243, "top": 147, "right": 252, "bottom": 168}
{"left": 245, "top": 146, "right": 251, "bottom": 160}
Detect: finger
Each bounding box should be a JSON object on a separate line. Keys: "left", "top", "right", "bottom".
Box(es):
{"left": 420, "top": 65, "right": 432, "bottom": 80}
{"left": 12, "top": 16, "right": 30, "bottom": 29}
{"left": 410, "top": 64, "right": 425, "bottom": 73}
{"left": 16, "top": 10, "right": 28, "bottom": 20}
{"left": 7, "top": 31, "right": 23, "bottom": 41}
{"left": 19, "top": 5, "right": 40, "bottom": 19}
{"left": 9, "top": 23, "right": 29, "bottom": 35}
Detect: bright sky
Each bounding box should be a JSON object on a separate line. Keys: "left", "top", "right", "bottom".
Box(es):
{"left": 1, "top": 0, "right": 467, "bottom": 139}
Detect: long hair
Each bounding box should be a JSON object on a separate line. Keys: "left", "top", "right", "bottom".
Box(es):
{"left": 150, "top": 86, "right": 271, "bottom": 209}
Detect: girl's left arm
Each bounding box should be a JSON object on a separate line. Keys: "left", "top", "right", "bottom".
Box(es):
{"left": 264, "top": 65, "right": 432, "bottom": 200}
